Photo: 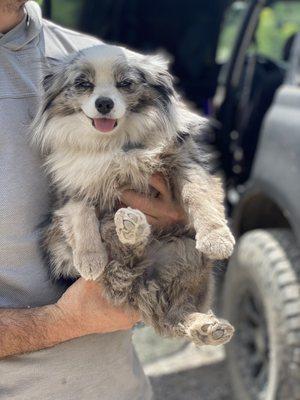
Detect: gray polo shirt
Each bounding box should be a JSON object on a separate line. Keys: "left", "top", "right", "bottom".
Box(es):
{"left": 0, "top": 2, "right": 152, "bottom": 399}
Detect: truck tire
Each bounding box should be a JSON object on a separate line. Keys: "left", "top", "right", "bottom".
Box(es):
{"left": 223, "top": 229, "right": 300, "bottom": 400}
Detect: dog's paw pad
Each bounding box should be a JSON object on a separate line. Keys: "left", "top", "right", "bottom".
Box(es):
{"left": 114, "top": 207, "right": 151, "bottom": 245}
{"left": 186, "top": 313, "right": 234, "bottom": 347}
{"left": 73, "top": 251, "right": 107, "bottom": 281}
{"left": 196, "top": 226, "right": 235, "bottom": 260}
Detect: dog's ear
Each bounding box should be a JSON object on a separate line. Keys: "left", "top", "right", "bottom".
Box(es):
{"left": 42, "top": 57, "right": 66, "bottom": 91}
{"left": 42, "top": 72, "right": 55, "bottom": 91}
{"left": 137, "top": 53, "right": 175, "bottom": 98}
{"left": 41, "top": 52, "right": 82, "bottom": 111}
{"left": 40, "top": 59, "right": 69, "bottom": 112}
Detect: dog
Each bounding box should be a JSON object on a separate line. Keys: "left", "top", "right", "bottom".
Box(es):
{"left": 32, "top": 44, "right": 235, "bottom": 346}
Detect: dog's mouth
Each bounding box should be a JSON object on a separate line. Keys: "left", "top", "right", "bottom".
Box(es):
{"left": 92, "top": 118, "right": 118, "bottom": 133}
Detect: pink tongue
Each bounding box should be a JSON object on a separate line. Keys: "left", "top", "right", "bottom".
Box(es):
{"left": 93, "top": 118, "right": 116, "bottom": 133}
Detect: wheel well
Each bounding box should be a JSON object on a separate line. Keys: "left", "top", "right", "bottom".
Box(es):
{"left": 234, "top": 192, "right": 291, "bottom": 236}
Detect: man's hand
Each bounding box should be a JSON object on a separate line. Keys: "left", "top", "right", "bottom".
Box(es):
{"left": 56, "top": 278, "right": 140, "bottom": 337}
{"left": 0, "top": 279, "right": 140, "bottom": 359}
{"left": 121, "top": 173, "right": 187, "bottom": 228}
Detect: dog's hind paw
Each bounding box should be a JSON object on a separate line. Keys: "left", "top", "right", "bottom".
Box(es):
{"left": 114, "top": 207, "right": 151, "bottom": 246}
{"left": 196, "top": 226, "right": 235, "bottom": 260}
{"left": 185, "top": 311, "right": 234, "bottom": 347}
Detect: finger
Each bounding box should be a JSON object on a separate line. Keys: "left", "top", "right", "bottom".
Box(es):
{"left": 149, "top": 173, "right": 172, "bottom": 200}
{"left": 121, "top": 190, "right": 160, "bottom": 216}
{"left": 130, "top": 310, "right": 142, "bottom": 324}
{"left": 144, "top": 214, "right": 159, "bottom": 226}
{"left": 119, "top": 184, "right": 132, "bottom": 192}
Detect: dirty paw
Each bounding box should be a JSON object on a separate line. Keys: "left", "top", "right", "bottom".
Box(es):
{"left": 186, "top": 312, "right": 235, "bottom": 346}
{"left": 73, "top": 251, "right": 107, "bottom": 281}
{"left": 196, "top": 226, "right": 235, "bottom": 259}
{"left": 114, "top": 207, "right": 151, "bottom": 245}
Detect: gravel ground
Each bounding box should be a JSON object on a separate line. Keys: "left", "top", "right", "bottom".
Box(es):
{"left": 133, "top": 326, "right": 233, "bottom": 400}
{"left": 150, "top": 362, "right": 232, "bottom": 400}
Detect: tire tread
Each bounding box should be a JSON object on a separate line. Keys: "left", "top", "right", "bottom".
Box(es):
{"left": 224, "top": 229, "right": 300, "bottom": 400}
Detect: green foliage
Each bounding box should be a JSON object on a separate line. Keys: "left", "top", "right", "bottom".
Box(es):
{"left": 217, "top": 1, "right": 248, "bottom": 63}
{"left": 34, "top": 0, "right": 82, "bottom": 28}
{"left": 256, "top": 3, "right": 300, "bottom": 61}
{"left": 217, "top": 0, "right": 300, "bottom": 64}
{"left": 51, "top": 0, "right": 83, "bottom": 29}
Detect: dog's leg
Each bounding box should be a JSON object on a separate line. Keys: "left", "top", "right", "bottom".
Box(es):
{"left": 179, "top": 167, "right": 235, "bottom": 259}
{"left": 101, "top": 259, "right": 143, "bottom": 305}
{"left": 56, "top": 200, "right": 108, "bottom": 280}
{"left": 180, "top": 310, "right": 234, "bottom": 346}
{"left": 41, "top": 215, "right": 79, "bottom": 279}
{"left": 98, "top": 211, "right": 151, "bottom": 305}
{"left": 114, "top": 207, "right": 151, "bottom": 257}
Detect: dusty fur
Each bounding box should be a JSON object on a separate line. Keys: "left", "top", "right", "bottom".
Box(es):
{"left": 32, "top": 44, "right": 235, "bottom": 346}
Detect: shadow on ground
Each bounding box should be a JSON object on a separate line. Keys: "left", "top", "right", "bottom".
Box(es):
{"left": 133, "top": 326, "right": 233, "bottom": 400}
{"left": 150, "top": 361, "right": 232, "bottom": 400}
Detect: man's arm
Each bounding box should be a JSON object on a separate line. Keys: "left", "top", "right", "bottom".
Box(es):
{"left": 0, "top": 305, "right": 75, "bottom": 358}
{"left": 0, "top": 279, "right": 139, "bottom": 359}
{"left": 1, "top": 173, "right": 186, "bottom": 359}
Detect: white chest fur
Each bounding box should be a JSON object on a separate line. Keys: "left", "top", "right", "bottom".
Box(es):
{"left": 46, "top": 146, "right": 164, "bottom": 207}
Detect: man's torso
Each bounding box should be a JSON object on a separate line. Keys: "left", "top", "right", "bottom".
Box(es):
{"left": 0, "top": 3, "right": 151, "bottom": 399}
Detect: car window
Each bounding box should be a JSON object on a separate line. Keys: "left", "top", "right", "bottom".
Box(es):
{"left": 254, "top": 1, "right": 300, "bottom": 62}
{"left": 216, "top": 0, "right": 249, "bottom": 64}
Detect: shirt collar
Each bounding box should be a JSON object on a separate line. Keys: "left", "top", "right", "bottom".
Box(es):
{"left": 0, "top": 1, "right": 42, "bottom": 50}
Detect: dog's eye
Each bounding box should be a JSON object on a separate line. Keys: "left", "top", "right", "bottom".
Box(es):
{"left": 74, "top": 78, "right": 94, "bottom": 90}
{"left": 116, "top": 79, "right": 134, "bottom": 89}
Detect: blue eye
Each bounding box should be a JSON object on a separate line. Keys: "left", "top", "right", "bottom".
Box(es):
{"left": 117, "top": 79, "right": 134, "bottom": 88}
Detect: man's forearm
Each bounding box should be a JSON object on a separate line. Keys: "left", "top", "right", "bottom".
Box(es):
{"left": 0, "top": 305, "right": 79, "bottom": 359}
{"left": 0, "top": 278, "right": 141, "bottom": 359}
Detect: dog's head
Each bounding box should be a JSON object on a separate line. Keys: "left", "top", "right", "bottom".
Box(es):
{"left": 34, "top": 44, "right": 178, "bottom": 152}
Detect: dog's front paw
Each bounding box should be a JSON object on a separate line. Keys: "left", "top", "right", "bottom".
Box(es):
{"left": 196, "top": 226, "right": 235, "bottom": 260}
{"left": 73, "top": 251, "right": 108, "bottom": 281}
{"left": 114, "top": 207, "right": 151, "bottom": 245}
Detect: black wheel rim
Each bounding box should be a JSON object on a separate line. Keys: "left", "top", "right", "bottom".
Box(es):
{"left": 233, "top": 288, "right": 269, "bottom": 398}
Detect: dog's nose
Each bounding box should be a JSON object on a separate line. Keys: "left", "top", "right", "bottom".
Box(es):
{"left": 95, "top": 97, "right": 114, "bottom": 115}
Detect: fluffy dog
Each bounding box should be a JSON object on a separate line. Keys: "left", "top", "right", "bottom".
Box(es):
{"left": 32, "top": 44, "right": 235, "bottom": 346}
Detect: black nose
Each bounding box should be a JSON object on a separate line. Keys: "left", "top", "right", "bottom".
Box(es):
{"left": 95, "top": 97, "right": 114, "bottom": 115}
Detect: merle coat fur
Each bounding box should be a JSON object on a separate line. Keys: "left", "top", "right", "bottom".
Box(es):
{"left": 32, "top": 44, "right": 235, "bottom": 346}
